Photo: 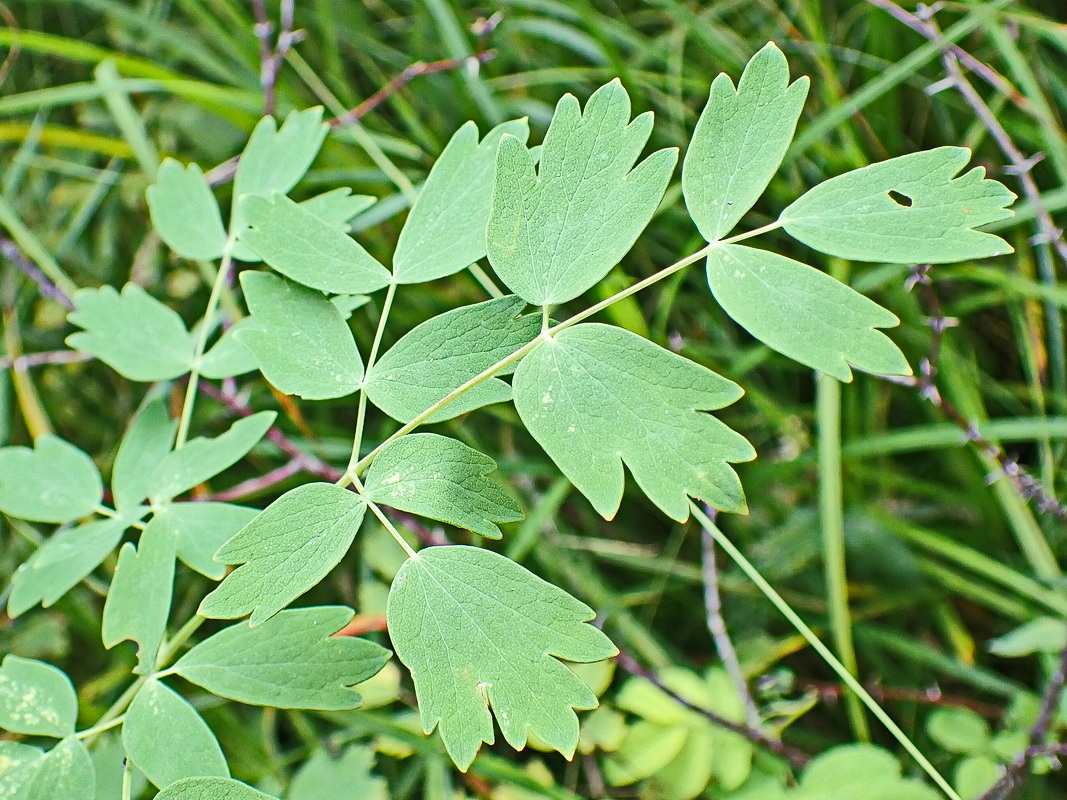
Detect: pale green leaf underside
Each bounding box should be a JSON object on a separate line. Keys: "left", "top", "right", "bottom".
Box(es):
{"left": 66, "top": 283, "right": 195, "bottom": 382}
{"left": 366, "top": 295, "right": 539, "bottom": 424}
{"left": 101, "top": 515, "right": 177, "bottom": 675}
{"left": 387, "top": 545, "right": 617, "bottom": 770}
{"left": 393, "top": 118, "right": 530, "bottom": 284}
{"left": 775, "top": 744, "right": 942, "bottom": 800}
{"left": 0, "top": 656, "right": 77, "bottom": 737}
{"left": 0, "top": 741, "right": 43, "bottom": 798}
{"left": 236, "top": 272, "right": 364, "bottom": 400}
{"left": 707, "top": 244, "right": 910, "bottom": 381}
{"left": 199, "top": 483, "right": 366, "bottom": 626}
{"left": 175, "top": 606, "right": 389, "bottom": 709}
{"left": 683, "top": 42, "right": 809, "bottom": 241}
{"left": 238, "top": 193, "right": 390, "bottom": 295}
{"left": 513, "top": 324, "right": 754, "bottom": 521}
{"left": 780, "top": 146, "right": 1016, "bottom": 263}
{"left": 288, "top": 746, "right": 387, "bottom": 800}
{"left": 487, "top": 79, "right": 677, "bottom": 305}
{"left": 0, "top": 435, "right": 102, "bottom": 523}
{"left": 365, "top": 433, "right": 522, "bottom": 539}
{"left": 199, "top": 319, "right": 258, "bottom": 380}
{"left": 147, "top": 411, "right": 275, "bottom": 503}
{"left": 146, "top": 158, "right": 228, "bottom": 261}
{"left": 156, "top": 777, "right": 279, "bottom": 800}
{"left": 25, "top": 737, "right": 93, "bottom": 800}
{"left": 112, "top": 399, "right": 175, "bottom": 512}
{"left": 158, "top": 502, "right": 260, "bottom": 580}
{"left": 122, "top": 679, "right": 229, "bottom": 789}
{"left": 299, "top": 188, "right": 375, "bottom": 229}
{"left": 7, "top": 517, "right": 127, "bottom": 617}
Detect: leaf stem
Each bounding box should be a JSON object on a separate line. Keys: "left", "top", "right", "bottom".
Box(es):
{"left": 346, "top": 279, "right": 398, "bottom": 477}
{"left": 157, "top": 613, "right": 206, "bottom": 668}
{"left": 74, "top": 714, "right": 125, "bottom": 740}
{"left": 689, "top": 502, "right": 963, "bottom": 800}
{"left": 359, "top": 484, "right": 418, "bottom": 559}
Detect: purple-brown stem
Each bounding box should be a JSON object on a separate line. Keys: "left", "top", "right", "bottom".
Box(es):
{"left": 1, "top": 235, "right": 73, "bottom": 309}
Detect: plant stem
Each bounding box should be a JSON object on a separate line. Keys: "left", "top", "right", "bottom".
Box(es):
{"left": 346, "top": 279, "right": 398, "bottom": 476}
{"left": 365, "top": 497, "right": 418, "bottom": 559}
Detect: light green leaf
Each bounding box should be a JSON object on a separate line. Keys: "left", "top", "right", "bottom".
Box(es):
{"left": 387, "top": 545, "right": 618, "bottom": 770}
{"left": 66, "top": 284, "right": 195, "bottom": 382}
{"left": 780, "top": 147, "right": 1016, "bottom": 263}
{"left": 101, "top": 515, "right": 177, "bottom": 674}
{"left": 156, "top": 777, "right": 279, "bottom": 800}
{"left": 794, "top": 744, "right": 941, "bottom": 800}
{"left": 25, "top": 738, "right": 93, "bottom": 800}
{"left": 158, "top": 502, "right": 260, "bottom": 580}
{"left": 147, "top": 411, "right": 275, "bottom": 503}
{"left": 513, "top": 324, "right": 753, "bottom": 521}
{"left": 238, "top": 194, "right": 390, "bottom": 295}
{"left": 394, "top": 119, "right": 529, "bottom": 284}
{"left": 987, "top": 616, "right": 1067, "bottom": 657}
{"left": 927, "top": 708, "right": 991, "bottom": 755}
{"left": 0, "top": 741, "right": 43, "bottom": 798}
{"left": 288, "top": 746, "right": 388, "bottom": 800}
{"left": 0, "top": 656, "right": 77, "bottom": 737}
{"left": 236, "top": 272, "right": 364, "bottom": 400}
{"left": 174, "top": 606, "right": 389, "bottom": 709}
{"left": 365, "top": 434, "right": 522, "bottom": 539}
{"left": 603, "top": 720, "right": 687, "bottom": 786}
{"left": 7, "top": 517, "right": 128, "bottom": 617}
{"left": 366, "top": 295, "right": 539, "bottom": 424}
{"left": 707, "top": 244, "right": 910, "bottom": 381}
{"left": 487, "top": 80, "right": 677, "bottom": 305}
{"left": 683, "top": 42, "right": 809, "bottom": 241}
{"left": 300, "top": 188, "right": 375, "bottom": 229}
{"left": 199, "top": 484, "right": 366, "bottom": 625}
{"left": 91, "top": 733, "right": 147, "bottom": 800}
{"left": 122, "top": 679, "right": 229, "bottom": 789}
{"left": 230, "top": 108, "right": 328, "bottom": 262}
{"left": 199, "top": 319, "right": 258, "bottom": 380}
{"left": 146, "top": 159, "right": 228, "bottom": 260}
{"left": 0, "top": 436, "right": 102, "bottom": 523}
{"left": 954, "top": 756, "right": 1000, "bottom": 799}
{"left": 112, "top": 398, "right": 175, "bottom": 512}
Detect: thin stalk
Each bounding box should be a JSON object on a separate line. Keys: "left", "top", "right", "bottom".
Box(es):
{"left": 121, "top": 756, "right": 133, "bottom": 800}
{"left": 157, "top": 613, "right": 206, "bottom": 668}
{"left": 365, "top": 497, "right": 418, "bottom": 559}
{"left": 469, "top": 263, "right": 504, "bottom": 298}
{"left": 689, "top": 503, "right": 962, "bottom": 800}
{"left": 75, "top": 714, "right": 124, "bottom": 740}
{"left": 346, "top": 279, "right": 398, "bottom": 476}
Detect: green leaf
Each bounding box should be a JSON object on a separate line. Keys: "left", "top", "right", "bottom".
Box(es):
{"left": 235, "top": 272, "right": 364, "bottom": 400}
{"left": 987, "top": 616, "right": 1067, "bottom": 657}
{"left": 387, "top": 545, "right": 618, "bottom": 770}
{"left": 122, "top": 679, "right": 229, "bottom": 789}
{"left": 0, "top": 436, "right": 102, "bottom": 523}
{"left": 174, "top": 606, "right": 389, "bottom": 709}
{"left": 393, "top": 119, "right": 529, "bottom": 284}
{"left": 199, "top": 320, "right": 259, "bottom": 380}
{"left": 0, "top": 741, "right": 44, "bottom": 798}
{"left": 793, "top": 744, "right": 941, "bottom": 800}
{"left": 603, "top": 720, "right": 687, "bottom": 785}
{"left": 365, "top": 434, "right": 522, "bottom": 539}
{"left": 780, "top": 147, "right": 1016, "bottom": 263}
{"left": 0, "top": 656, "right": 77, "bottom": 737}
{"left": 237, "top": 194, "right": 390, "bottom": 295}
{"left": 230, "top": 108, "right": 328, "bottom": 262}
{"left": 112, "top": 398, "right": 176, "bottom": 512}
{"left": 155, "top": 777, "right": 279, "bottom": 800}
{"left": 927, "top": 708, "right": 991, "bottom": 754}
{"left": 66, "top": 284, "right": 195, "bottom": 382}
{"left": 101, "top": 515, "right": 177, "bottom": 674}
{"left": 7, "top": 517, "right": 128, "bottom": 617}
{"left": 954, "top": 756, "right": 1000, "bottom": 799}
{"left": 147, "top": 411, "right": 275, "bottom": 503}
{"left": 513, "top": 324, "right": 754, "bottom": 521}
{"left": 299, "top": 188, "right": 375, "bottom": 229}
{"left": 288, "top": 746, "right": 388, "bottom": 800}
{"left": 683, "top": 42, "right": 809, "bottom": 241}
{"left": 198, "top": 484, "right": 366, "bottom": 625}
{"left": 158, "top": 502, "right": 260, "bottom": 580}
{"left": 707, "top": 244, "right": 910, "bottom": 381}
{"left": 146, "top": 159, "right": 228, "bottom": 260}
{"left": 366, "top": 296, "right": 539, "bottom": 424}
{"left": 25, "top": 738, "right": 93, "bottom": 800}
{"left": 487, "top": 80, "right": 677, "bottom": 305}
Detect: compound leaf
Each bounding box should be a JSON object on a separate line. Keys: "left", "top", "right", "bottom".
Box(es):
{"left": 122, "top": 679, "right": 229, "bottom": 789}
{"left": 366, "top": 295, "right": 539, "bottom": 423}
{"left": 156, "top": 777, "right": 278, "bottom": 800}
{"left": 288, "top": 746, "right": 388, "bottom": 800}
{"left": 7, "top": 517, "right": 128, "bottom": 617}
{"left": 236, "top": 272, "right": 364, "bottom": 400}
{"left": 683, "top": 42, "right": 809, "bottom": 241}
{"left": 174, "top": 606, "right": 389, "bottom": 709}
{"left": 146, "top": 158, "right": 228, "bottom": 261}
{"left": 0, "top": 741, "right": 43, "bottom": 797}
{"left": 101, "top": 515, "right": 177, "bottom": 674}
{"left": 0, "top": 435, "right": 102, "bottom": 524}
{"left": 237, "top": 194, "right": 390, "bottom": 295}
{"left": 66, "top": 284, "right": 195, "bottom": 382}
{"left": 487, "top": 80, "right": 677, "bottom": 305}
{"left": 780, "top": 146, "right": 1016, "bottom": 263}
{"left": 299, "top": 188, "right": 375, "bottom": 229}
{"left": 394, "top": 119, "right": 530, "bottom": 284}
{"left": 387, "top": 545, "right": 617, "bottom": 770}
{"left": 198, "top": 484, "right": 366, "bottom": 625}
{"left": 0, "top": 656, "right": 77, "bottom": 737}
{"left": 25, "top": 738, "right": 93, "bottom": 800}
{"left": 147, "top": 411, "right": 275, "bottom": 504}
{"left": 513, "top": 324, "right": 753, "bottom": 521}
{"left": 158, "top": 502, "right": 260, "bottom": 580}
{"left": 707, "top": 244, "right": 910, "bottom": 381}
{"left": 365, "top": 434, "right": 522, "bottom": 539}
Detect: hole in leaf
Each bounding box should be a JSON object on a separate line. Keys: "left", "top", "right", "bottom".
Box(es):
{"left": 888, "top": 190, "right": 913, "bottom": 207}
